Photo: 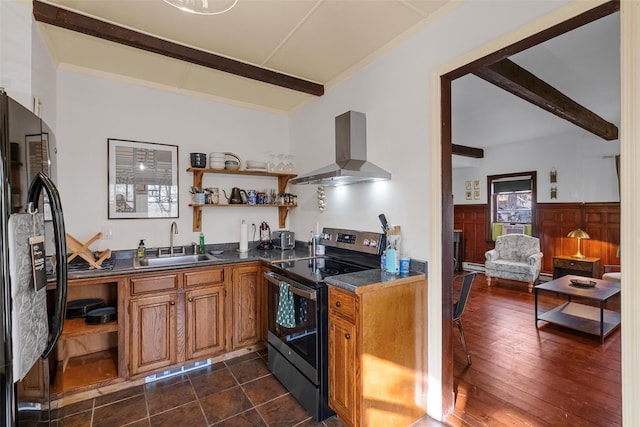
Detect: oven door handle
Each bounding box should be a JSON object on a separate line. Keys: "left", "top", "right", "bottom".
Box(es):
{"left": 264, "top": 271, "right": 317, "bottom": 301}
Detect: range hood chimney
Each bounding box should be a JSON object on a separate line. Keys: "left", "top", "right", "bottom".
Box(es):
{"left": 290, "top": 111, "right": 391, "bottom": 186}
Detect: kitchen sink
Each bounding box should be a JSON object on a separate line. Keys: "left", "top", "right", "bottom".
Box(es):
{"left": 134, "top": 253, "right": 220, "bottom": 268}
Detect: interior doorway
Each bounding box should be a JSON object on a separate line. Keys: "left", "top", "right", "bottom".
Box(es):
{"left": 438, "top": 0, "right": 620, "bottom": 420}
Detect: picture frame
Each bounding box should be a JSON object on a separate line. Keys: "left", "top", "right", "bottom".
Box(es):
{"left": 473, "top": 180, "right": 481, "bottom": 190}
{"left": 465, "top": 181, "right": 472, "bottom": 190}
{"left": 108, "top": 138, "right": 179, "bottom": 219}
{"left": 465, "top": 190, "right": 472, "bottom": 200}
{"left": 473, "top": 190, "right": 481, "bottom": 200}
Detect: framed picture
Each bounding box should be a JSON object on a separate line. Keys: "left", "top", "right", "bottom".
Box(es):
{"left": 473, "top": 190, "right": 481, "bottom": 200}
{"left": 473, "top": 180, "right": 481, "bottom": 190}
{"left": 465, "top": 181, "right": 472, "bottom": 190}
{"left": 108, "top": 138, "right": 179, "bottom": 219}
{"left": 465, "top": 190, "right": 472, "bottom": 200}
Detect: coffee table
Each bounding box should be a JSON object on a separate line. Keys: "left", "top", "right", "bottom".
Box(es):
{"left": 534, "top": 275, "right": 621, "bottom": 343}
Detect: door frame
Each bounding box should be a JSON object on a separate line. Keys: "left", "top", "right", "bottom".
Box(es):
{"left": 428, "top": 0, "right": 630, "bottom": 420}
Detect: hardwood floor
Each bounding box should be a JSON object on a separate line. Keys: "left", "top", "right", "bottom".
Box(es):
{"left": 447, "top": 273, "right": 621, "bottom": 427}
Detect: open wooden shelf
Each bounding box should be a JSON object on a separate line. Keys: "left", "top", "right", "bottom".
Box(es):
{"left": 52, "top": 349, "right": 119, "bottom": 395}
{"left": 187, "top": 167, "right": 297, "bottom": 231}
{"left": 61, "top": 318, "right": 118, "bottom": 339}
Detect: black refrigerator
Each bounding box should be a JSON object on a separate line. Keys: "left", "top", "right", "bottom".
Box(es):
{"left": 1, "top": 90, "right": 68, "bottom": 426}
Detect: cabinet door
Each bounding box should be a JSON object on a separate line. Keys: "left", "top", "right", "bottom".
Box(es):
{"left": 129, "top": 293, "right": 177, "bottom": 376}
{"left": 232, "top": 264, "right": 260, "bottom": 349}
{"left": 328, "top": 314, "right": 357, "bottom": 425}
{"left": 185, "top": 285, "right": 226, "bottom": 360}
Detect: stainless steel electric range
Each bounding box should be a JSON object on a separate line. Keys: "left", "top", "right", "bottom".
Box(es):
{"left": 264, "top": 227, "right": 383, "bottom": 421}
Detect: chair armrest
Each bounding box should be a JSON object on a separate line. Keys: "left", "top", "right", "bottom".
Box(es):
{"left": 527, "top": 252, "right": 543, "bottom": 265}
{"left": 485, "top": 249, "right": 498, "bottom": 261}
{"left": 604, "top": 264, "right": 621, "bottom": 273}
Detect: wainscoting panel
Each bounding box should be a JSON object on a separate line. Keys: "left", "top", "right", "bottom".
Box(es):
{"left": 454, "top": 202, "right": 620, "bottom": 277}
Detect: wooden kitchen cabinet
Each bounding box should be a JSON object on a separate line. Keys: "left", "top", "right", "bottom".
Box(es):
{"left": 328, "top": 275, "right": 427, "bottom": 427}
{"left": 52, "top": 276, "right": 124, "bottom": 395}
{"left": 185, "top": 268, "right": 228, "bottom": 360}
{"left": 128, "top": 267, "right": 229, "bottom": 376}
{"left": 129, "top": 293, "right": 178, "bottom": 376}
{"left": 328, "top": 313, "right": 357, "bottom": 425}
{"left": 231, "top": 263, "right": 260, "bottom": 349}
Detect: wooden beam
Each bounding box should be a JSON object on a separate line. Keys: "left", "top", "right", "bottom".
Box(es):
{"left": 32, "top": 0, "right": 324, "bottom": 97}
{"left": 473, "top": 58, "right": 618, "bottom": 140}
{"left": 452, "top": 144, "right": 484, "bottom": 158}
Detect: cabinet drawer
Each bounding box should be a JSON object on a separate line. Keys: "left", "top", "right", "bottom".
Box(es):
{"left": 130, "top": 274, "right": 179, "bottom": 295}
{"left": 185, "top": 268, "right": 225, "bottom": 288}
{"left": 329, "top": 287, "right": 357, "bottom": 322}
{"left": 553, "top": 258, "right": 591, "bottom": 271}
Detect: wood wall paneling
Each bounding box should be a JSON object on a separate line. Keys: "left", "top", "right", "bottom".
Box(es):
{"left": 454, "top": 202, "right": 620, "bottom": 277}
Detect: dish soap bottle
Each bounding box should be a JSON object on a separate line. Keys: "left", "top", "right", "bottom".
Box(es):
{"left": 199, "top": 232, "right": 205, "bottom": 254}
{"left": 137, "top": 239, "right": 146, "bottom": 260}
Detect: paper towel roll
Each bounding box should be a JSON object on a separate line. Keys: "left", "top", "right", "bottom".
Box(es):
{"left": 239, "top": 220, "right": 248, "bottom": 252}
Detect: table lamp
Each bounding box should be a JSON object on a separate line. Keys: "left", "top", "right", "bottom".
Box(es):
{"left": 567, "top": 228, "right": 590, "bottom": 259}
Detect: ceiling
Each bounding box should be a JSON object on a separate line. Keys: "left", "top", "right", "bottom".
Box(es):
{"left": 34, "top": 1, "right": 620, "bottom": 152}
{"left": 452, "top": 11, "right": 620, "bottom": 152}
{"left": 35, "top": 0, "right": 454, "bottom": 114}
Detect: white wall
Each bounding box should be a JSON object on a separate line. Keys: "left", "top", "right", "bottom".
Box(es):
{"left": 56, "top": 70, "right": 289, "bottom": 250}
{"left": 453, "top": 131, "right": 620, "bottom": 205}
{"left": 288, "top": 0, "right": 570, "bottom": 261}
{"left": 0, "top": 0, "right": 33, "bottom": 108}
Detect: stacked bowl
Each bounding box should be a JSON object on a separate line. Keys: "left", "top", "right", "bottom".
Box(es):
{"left": 190, "top": 152, "right": 207, "bottom": 168}
{"left": 209, "top": 152, "right": 226, "bottom": 170}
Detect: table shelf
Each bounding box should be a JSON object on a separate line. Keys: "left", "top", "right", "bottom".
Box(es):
{"left": 537, "top": 301, "right": 621, "bottom": 338}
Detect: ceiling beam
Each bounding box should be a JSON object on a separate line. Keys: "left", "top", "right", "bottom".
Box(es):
{"left": 452, "top": 144, "right": 484, "bottom": 158}
{"left": 32, "top": 0, "right": 324, "bottom": 97}
{"left": 473, "top": 58, "right": 618, "bottom": 141}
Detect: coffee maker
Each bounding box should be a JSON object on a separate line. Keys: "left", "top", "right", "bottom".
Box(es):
{"left": 257, "top": 221, "right": 273, "bottom": 249}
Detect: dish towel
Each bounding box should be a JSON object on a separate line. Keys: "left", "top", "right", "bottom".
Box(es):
{"left": 276, "top": 281, "right": 296, "bottom": 328}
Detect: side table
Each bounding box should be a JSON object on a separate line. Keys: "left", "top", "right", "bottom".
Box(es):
{"left": 552, "top": 255, "right": 600, "bottom": 279}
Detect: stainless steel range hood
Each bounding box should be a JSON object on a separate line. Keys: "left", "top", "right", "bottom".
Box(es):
{"left": 290, "top": 111, "right": 391, "bottom": 186}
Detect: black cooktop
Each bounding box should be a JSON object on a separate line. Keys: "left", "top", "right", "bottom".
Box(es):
{"left": 271, "top": 256, "right": 371, "bottom": 286}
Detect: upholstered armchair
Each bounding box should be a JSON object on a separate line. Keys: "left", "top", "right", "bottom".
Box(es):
{"left": 485, "top": 234, "right": 543, "bottom": 292}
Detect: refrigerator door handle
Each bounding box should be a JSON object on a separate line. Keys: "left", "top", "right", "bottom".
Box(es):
{"left": 27, "top": 171, "right": 68, "bottom": 358}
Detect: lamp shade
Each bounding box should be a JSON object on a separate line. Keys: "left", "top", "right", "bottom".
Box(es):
{"left": 567, "top": 228, "right": 590, "bottom": 259}
{"left": 567, "top": 228, "right": 590, "bottom": 239}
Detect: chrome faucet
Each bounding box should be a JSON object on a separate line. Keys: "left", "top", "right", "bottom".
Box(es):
{"left": 170, "top": 221, "right": 178, "bottom": 256}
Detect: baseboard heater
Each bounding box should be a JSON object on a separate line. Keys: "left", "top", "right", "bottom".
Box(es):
{"left": 145, "top": 359, "right": 212, "bottom": 383}
{"left": 462, "top": 262, "right": 485, "bottom": 272}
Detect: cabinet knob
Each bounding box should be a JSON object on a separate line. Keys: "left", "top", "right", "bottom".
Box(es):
{"left": 570, "top": 262, "right": 575, "bottom": 266}
{"left": 188, "top": 297, "right": 193, "bottom": 302}
{"left": 345, "top": 333, "right": 351, "bottom": 340}
{"left": 170, "top": 301, "right": 176, "bottom": 306}
{"left": 335, "top": 301, "right": 342, "bottom": 307}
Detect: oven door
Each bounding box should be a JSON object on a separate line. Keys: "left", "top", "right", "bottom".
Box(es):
{"left": 264, "top": 271, "right": 318, "bottom": 383}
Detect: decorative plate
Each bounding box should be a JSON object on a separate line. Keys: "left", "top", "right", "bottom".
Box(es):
{"left": 569, "top": 278, "right": 597, "bottom": 288}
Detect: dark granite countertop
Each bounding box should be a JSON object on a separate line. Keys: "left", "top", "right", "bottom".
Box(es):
{"left": 60, "top": 241, "right": 427, "bottom": 293}
{"left": 325, "top": 269, "right": 426, "bottom": 294}
{"left": 61, "top": 242, "right": 314, "bottom": 281}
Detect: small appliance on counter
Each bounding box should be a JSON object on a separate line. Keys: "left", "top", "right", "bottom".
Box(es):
{"left": 257, "top": 221, "right": 273, "bottom": 250}
{"left": 272, "top": 230, "right": 295, "bottom": 250}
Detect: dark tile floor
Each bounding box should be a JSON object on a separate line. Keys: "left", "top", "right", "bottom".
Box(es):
{"left": 49, "top": 350, "right": 342, "bottom": 427}
{"left": 48, "top": 350, "right": 443, "bottom": 427}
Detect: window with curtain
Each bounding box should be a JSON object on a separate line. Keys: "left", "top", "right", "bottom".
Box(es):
{"left": 488, "top": 171, "right": 537, "bottom": 227}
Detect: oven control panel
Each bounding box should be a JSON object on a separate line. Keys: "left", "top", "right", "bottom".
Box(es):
{"left": 320, "top": 227, "right": 384, "bottom": 255}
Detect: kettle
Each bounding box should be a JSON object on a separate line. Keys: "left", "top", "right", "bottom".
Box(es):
{"left": 223, "top": 187, "right": 246, "bottom": 204}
